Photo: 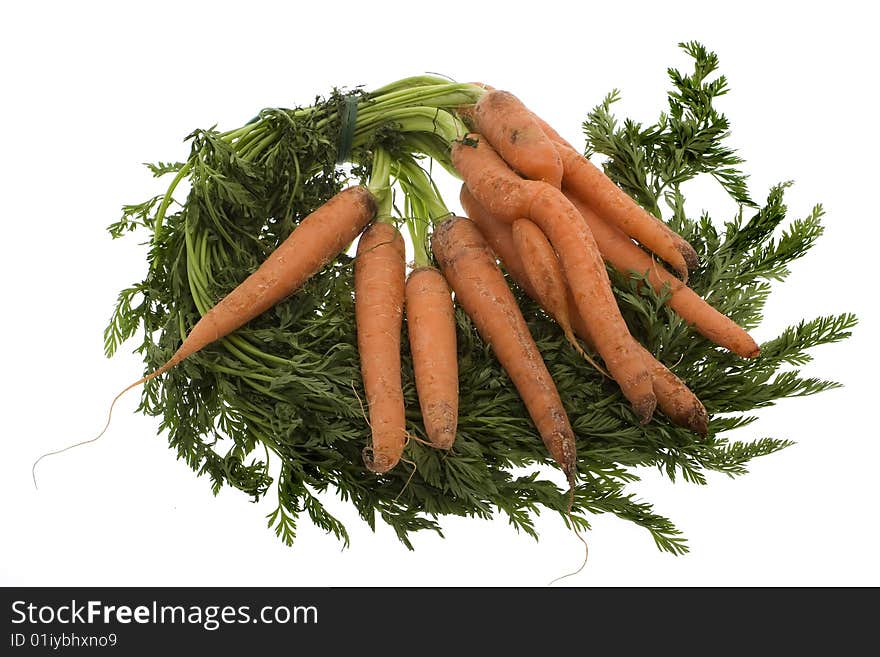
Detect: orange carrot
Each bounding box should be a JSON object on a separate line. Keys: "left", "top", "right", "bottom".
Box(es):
{"left": 553, "top": 140, "right": 698, "bottom": 279}
{"left": 32, "top": 186, "right": 378, "bottom": 484}
{"left": 511, "top": 217, "right": 604, "bottom": 373}
{"left": 474, "top": 96, "right": 697, "bottom": 277}
{"left": 564, "top": 189, "right": 760, "bottom": 358}
{"left": 355, "top": 221, "right": 407, "bottom": 473}
{"left": 452, "top": 135, "right": 655, "bottom": 423}
{"left": 510, "top": 217, "right": 571, "bottom": 325}
{"left": 405, "top": 266, "right": 459, "bottom": 450}
{"left": 164, "top": 186, "right": 376, "bottom": 377}
{"left": 431, "top": 216, "right": 576, "bottom": 484}
{"left": 473, "top": 90, "right": 563, "bottom": 187}
{"left": 462, "top": 185, "right": 707, "bottom": 434}
{"left": 106, "top": 187, "right": 375, "bottom": 405}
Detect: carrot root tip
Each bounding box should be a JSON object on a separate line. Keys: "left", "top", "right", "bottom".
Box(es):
{"left": 635, "top": 395, "right": 657, "bottom": 425}
{"left": 689, "top": 403, "right": 710, "bottom": 437}
{"left": 362, "top": 447, "right": 400, "bottom": 474}
{"left": 428, "top": 430, "right": 456, "bottom": 451}
{"left": 679, "top": 242, "right": 700, "bottom": 271}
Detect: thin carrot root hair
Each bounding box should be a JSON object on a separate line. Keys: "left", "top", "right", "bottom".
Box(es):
{"left": 563, "top": 330, "right": 610, "bottom": 378}
{"left": 31, "top": 362, "right": 176, "bottom": 489}
{"left": 393, "top": 452, "right": 419, "bottom": 502}
{"left": 549, "top": 484, "right": 590, "bottom": 586}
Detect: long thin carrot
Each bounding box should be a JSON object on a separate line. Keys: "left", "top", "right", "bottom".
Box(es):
{"left": 32, "top": 185, "right": 377, "bottom": 486}
{"left": 511, "top": 217, "right": 604, "bottom": 374}
{"left": 452, "top": 135, "right": 656, "bottom": 423}
{"left": 431, "top": 216, "right": 576, "bottom": 484}
{"left": 461, "top": 185, "right": 708, "bottom": 434}
{"left": 472, "top": 89, "right": 563, "bottom": 187}
{"left": 405, "top": 266, "right": 458, "bottom": 449}
{"left": 355, "top": 221, "right": 407, "bottom": 473}
{"left": 564, "top": 189, "right": 760, "bottom": 358}
{"left": 553, "top": 140, "right": 698, "bottom": 279}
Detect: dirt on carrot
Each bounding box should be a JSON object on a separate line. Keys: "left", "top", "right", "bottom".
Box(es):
{"left": 473, "top": 89, "right": 564, "bottom": 187}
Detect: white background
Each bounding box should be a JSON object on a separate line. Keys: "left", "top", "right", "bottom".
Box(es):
{"left": 2, "top": 0, "right": 877, "bottom": 587}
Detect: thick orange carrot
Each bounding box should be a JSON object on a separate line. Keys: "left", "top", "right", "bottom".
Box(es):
{"left": 554, "top": 140, "right": 698, "bottom": 279}
{"left": 564, "top": 189, "right": 760, "bottom": 358}
{"left": 355, "top": 221, "right": 407, "bottom": 473}
{"left": 405, "top": 266, "right": 458, "bottom": 449}
{"left": 462, "top": 185, "right": 707, "bottom": 434}
{"left": 432, "top": 216, "right": 576, "bottom": 484}
{"left": 473, "top": 90, "right": 563, "bottom": 187}
{"left": 453, "top": 136, "right": 655, "bottom": 423}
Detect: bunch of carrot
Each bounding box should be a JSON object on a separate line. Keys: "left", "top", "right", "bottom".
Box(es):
{"left": 352, "top": 86, "right": 758, "bottom": 483}
{"left": 68, "top": 78, "right": 761, "bottom": 499}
